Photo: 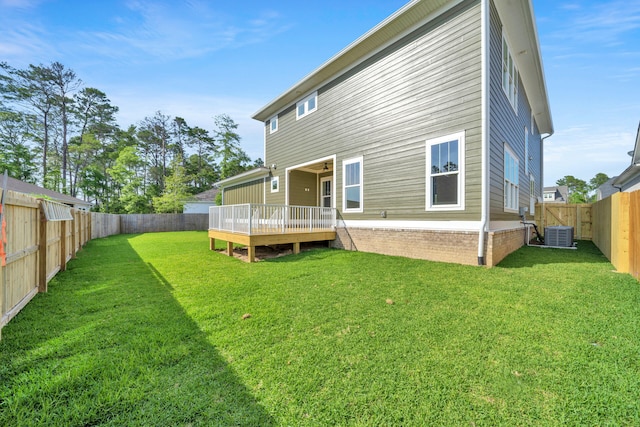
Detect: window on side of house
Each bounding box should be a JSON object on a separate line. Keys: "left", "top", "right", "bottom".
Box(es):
{"left": 426, "top": 131, "right": 465, "bottom": 210}
{"left": 343, "top": 156, "right": 363, "bottom": 212}
{"left": 271, "top": 176, "right": 279, "bottom": 193}
{"left": 504, "top": 144, "right": 519, "bottom": 212}
{"left": 502, "top": 31, "right": 518, "bottom": 113}
{"left": 269, "top": 115, "right": 278, "bottom": 134}
{"left": 524, "top": 126, "right": 529, "bottom": 175}
{"left": 296, "top": 91, "right": 318, "bottom": 120}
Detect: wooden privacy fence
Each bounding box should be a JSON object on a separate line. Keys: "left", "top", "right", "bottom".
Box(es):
{"left": 0, "top": 190, "right": 91, "bottom": 339}
{"left": 0, "top": 195, "right": 211, "bottom": 338}
{"left": 592, "top": 190, "right": 639, "bottom": 280}
{"left": 535, "top": 195, "right": 638, "bottom": 280}
{"left": 120, "top": 213, "right": 208, "bottom": 234}
{"left": 91, "top": 212, "right": 121, "bottom": 239}
{"left": 534, "top": 203, "right": 592, "bottom": 240}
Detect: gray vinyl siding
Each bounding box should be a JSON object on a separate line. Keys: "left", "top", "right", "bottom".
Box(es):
{"left": 223, "top": 179, "right": 265, "bottom": 205}
{"left": 488, "top": 0, "right": 543, "bottom": 221}
{"left": 264, "top": 0, "right": 482, "bottom": 221}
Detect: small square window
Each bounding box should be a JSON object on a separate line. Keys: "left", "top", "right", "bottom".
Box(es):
{"left": 296, "top": 92, "right": 318, "bottom": 120}
{"left": 271, "top": 176, "right": 279, "bottom": 193}
{"left": 269, "top": 115, "right": 278, "bottom": 134}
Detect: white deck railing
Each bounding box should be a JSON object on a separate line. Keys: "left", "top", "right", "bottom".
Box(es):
{"left": 209, "top": 204, "right": 336, "bottom": 235}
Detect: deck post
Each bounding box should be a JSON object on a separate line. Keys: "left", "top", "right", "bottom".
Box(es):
{"left": 226, "top": 241, "right": 233, "bottom": 257}
{"left": 293, "top": 242, "right": 300, "bottom": 255}
{"left": 209, "top": 237, "right": 215, "bottom": 251}
{"left": 247, "top": 246, "right": 255, "bottom": 263}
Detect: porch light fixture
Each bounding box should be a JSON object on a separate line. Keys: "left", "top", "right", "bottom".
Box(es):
{"left": 323, "top": 162, "right": 329, "bottom": 171}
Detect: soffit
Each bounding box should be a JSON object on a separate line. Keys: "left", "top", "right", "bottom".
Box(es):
{"left": 495, "top": 0, "right": 553, "bottom": 135}
{"left": 215, "top": 167, "right": 270, "bottom": 188}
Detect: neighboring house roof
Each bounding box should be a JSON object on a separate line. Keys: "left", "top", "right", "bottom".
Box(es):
{"left": 596, "top": 177, "right": 619, "bottom": 201}
{"left": 612, "top": 121, "right": 640, "bottom": 190}
{"left": 1, "top": 175, "right": 92, "bottom": 209}
{"left": 183, "top": 189, "right": 218, "bottom": 214}
{"left": 251, "top": 0, "right": 553, "bottom": 135}
{"left": 214, "top": 167, "right": 271, "bottom": 188}
{"left": 190, "top": 188, "right": 219, "bottom": 201}
{"left": 543, "top": 186, "right": 569, "bottom": 203}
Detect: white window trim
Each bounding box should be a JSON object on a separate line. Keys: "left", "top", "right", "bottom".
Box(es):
{"left": 524, "top": 126, "right": 529, "bottom": 175}
{"left": 269, "top": 115, "right": 278, "bottom": 134}
{"left": 501, "top": 30, "right": 518, "bottom": 114}
{"left": 296, "top": 91, "right": 318, "bottom": 120}
{"left": 271, "top": 176, "right": 279, "bottom": 193}
{"left": 425, "top": 131, "right": 465, "bottom": 211}
{"left": 504, "top": 143, "right": 519, "bottom": 213}
{"left": 342, "top": 156, "right": 363, "bottom": 213}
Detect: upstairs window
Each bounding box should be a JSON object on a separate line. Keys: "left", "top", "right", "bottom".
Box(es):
{"left": 502, "top": 31, "right": 518, "bottom": 113}
{"left": 296, "top": 91, "right": 318, "bottom": 120}
{"left": 343, "top": 157, "right": 363, "bottom": 212}
{"left": 426, "top": 131, "right": 465, "bottom": 210}
{"left": 269, "top": 115, "right": 278, "bottom": 134}
{"left": 504, "top": 144, "right": 519, "bottom": 212}
{"left": 524, "top": 126, "right": 529, "bottom": 175}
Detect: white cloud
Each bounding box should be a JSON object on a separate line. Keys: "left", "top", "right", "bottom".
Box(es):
{"left": 544, "top": 125, "right": 635, "bottom": 185}
{"left": 0, "top": 24, "right": 56, "bottom": 65}
{"left": 0, "top": 0, "right": 41, "bottom": 8}
{"left": 552, "top": 1, "right": 640, "bottom": 46}
{"left": 70, "top": 1, "right": 291, "bottom": 62}
{"left": 109, "top": 89, "right": 265, "bottom": 160}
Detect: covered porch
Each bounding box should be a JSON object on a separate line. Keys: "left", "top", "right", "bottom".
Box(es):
{"left": 208, "top": 204, "right": 336, "bottom": 262}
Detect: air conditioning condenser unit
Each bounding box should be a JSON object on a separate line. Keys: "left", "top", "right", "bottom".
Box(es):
{"left": 544, "top": 226, "right": 574, "bottom": 247}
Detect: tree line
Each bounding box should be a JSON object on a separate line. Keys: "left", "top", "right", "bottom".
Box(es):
{"left": 555, "top": 173, "right": 610, "bottom": 203}
{"left": 0, "top": 61, "right": 261, "bottom": 213}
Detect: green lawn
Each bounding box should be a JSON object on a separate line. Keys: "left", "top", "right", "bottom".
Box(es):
{"left": 1, "top": 232, "right": 639, "bottom": 426}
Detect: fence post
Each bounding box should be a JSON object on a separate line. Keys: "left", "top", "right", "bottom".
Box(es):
{"left": 86, "top": 211, "right": 91, "bottom": 244}
{"left": 60, "top": 219, "right": 67, "bottom": 272}
{"left": 38, "top": 202, "right": 48, "bottom": 293}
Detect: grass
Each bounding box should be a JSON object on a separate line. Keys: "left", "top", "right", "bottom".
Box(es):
{"left": 1, "top": 232, "right": 639, "bottom": 426}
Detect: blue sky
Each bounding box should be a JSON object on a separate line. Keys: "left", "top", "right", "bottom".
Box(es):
{"left": 1, "top": 0, "right": 639, "bottom": 187}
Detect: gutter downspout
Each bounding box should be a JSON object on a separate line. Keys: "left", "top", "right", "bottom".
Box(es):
{"left": 478, "top": 0, "right": 490, "bottom": 266}
{"left": 538, "top": 132, "right": 553, "bottom": 202}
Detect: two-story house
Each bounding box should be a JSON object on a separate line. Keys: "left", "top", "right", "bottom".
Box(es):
{"left": 212, "top": 0, "right": 553, "bottom": 266}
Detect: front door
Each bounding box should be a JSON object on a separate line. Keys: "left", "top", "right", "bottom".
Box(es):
{"left": 320, "top": 177, "right": 332, "bottom": 208}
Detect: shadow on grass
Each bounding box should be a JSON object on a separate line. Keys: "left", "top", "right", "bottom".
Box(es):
{"left": 0, "top": 234, "right": 275, "bottom": 426}
{"left": 496, "top": 240, "right": 612, "bottom": 268}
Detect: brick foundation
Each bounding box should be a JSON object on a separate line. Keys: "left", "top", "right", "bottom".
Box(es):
{"left": 332, "top": 225, "right": 532, "bottom": 267}
{"left": 485, "top": 226, "right": 532, "bottom": 266}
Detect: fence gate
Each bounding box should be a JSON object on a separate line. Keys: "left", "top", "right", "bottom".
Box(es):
{"left": 535, "top": 203, "right": 592, "bottom": 240}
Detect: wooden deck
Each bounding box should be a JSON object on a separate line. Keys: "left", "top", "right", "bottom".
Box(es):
{"left": 208, "top": 204, "right": 337, "bottom": 262}
{"left": 208, "top": 229, "right": 336, "bottom": 262}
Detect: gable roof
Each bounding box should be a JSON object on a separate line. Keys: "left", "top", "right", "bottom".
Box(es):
{"left": 191, "top": 188, "right": 219, "bottom": 201}
{"left": 1, "top": 175, "right": 92, "bottom": 209}
{"left": 596, "top": 176, "right": 619, "bottom": 200}
{"left": 543, "top": 186, "right": 569, "bottom": 202}
{"left": 252, "top": 0, "right": 552, "bottom": 134}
